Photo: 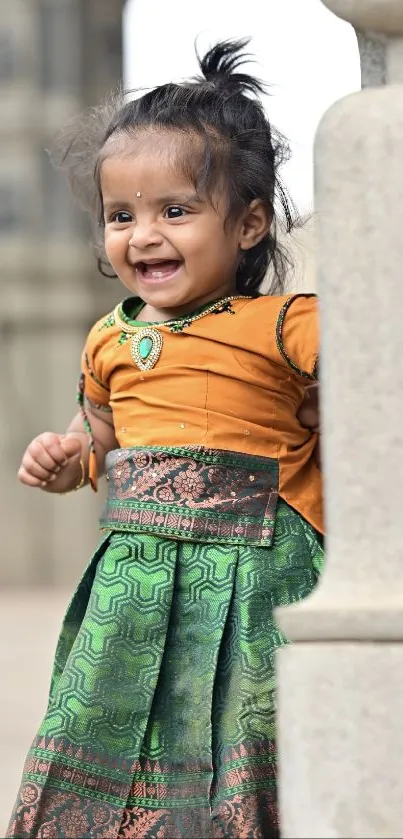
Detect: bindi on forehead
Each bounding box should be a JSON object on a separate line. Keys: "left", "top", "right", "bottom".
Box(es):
{"left": 99, "top": 126, "right": 228, "bottom": 214}
{"left": 100, "top": 156, "right": 197, "bottom": 200}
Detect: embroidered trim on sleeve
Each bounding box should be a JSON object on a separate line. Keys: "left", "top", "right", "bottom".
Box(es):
{"left": 86, "top": 398, "right": 113, "bottom": 414}
{"left": 275, "top": 294, "right": 318, "bottom": 381}
{"left": 77, "top": 373, "right": 97, "bottom": 490}
{"left": 83, "top": 352, "right": 110, "bottom": 392}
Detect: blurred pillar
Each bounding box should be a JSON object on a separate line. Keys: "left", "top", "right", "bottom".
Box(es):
{"left": 0, "top": 0, "right": 125, "bottom": 585}
{"left": 276, "top": 1, "right": 403, "bottom": 836}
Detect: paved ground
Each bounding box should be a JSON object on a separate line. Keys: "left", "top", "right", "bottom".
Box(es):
{"left": 0, "top": 589, "right": 70, "bottom": 836}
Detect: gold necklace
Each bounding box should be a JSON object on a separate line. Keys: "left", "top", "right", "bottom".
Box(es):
{"left": 113, "top": 295, "right": 250, "bottom": 371}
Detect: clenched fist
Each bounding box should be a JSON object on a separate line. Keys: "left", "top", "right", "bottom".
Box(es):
{"left": 18, "top": 433, "right": 84, "bottom": 493}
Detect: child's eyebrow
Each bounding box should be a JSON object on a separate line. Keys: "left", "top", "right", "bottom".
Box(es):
{"left": 103, "top": 200, "right": 131, "bottom": 209}
{"left": 156, "top": 193, "right": 203, "bottom": 205}
{"left": 102, "top": 193, "right": 203, "bottom": 210}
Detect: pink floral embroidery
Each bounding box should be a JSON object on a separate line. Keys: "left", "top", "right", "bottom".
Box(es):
{"left": 133, "top": 452, "right": 150, "bottom": 469}
{"left": 102, "top": 447, "right": 279, "bottom": 547}
{"left": 212, "top": 801, "right": 236, "bottom": 838}
{"left": 212, "top": 792, "right": 278, "bottom": 838}
{"left": 207, "top": 466, "right": 223, "bottom": 486}
{"left": 92, "top": 805, "right": 113, "bottom": 825}
{"left": 173, "top": 466, "right": 205, "bottom": 500}
{"left": 59, "top": 807, "right": 90, "bottom": 836}
{"left": 20, "top": 810, "right": 36, "bottom": 834}
{"left": 21, "top": 784, "right": 39, "bottom": 806}
{"left": 118, "top": 808, "right": 169, "bottom": 838}
{"left": 8, "top": 740, "right": 278, "bottom": 838}
{"left": 157, "top": 485, "right": 175, "bottom": 502}
{"left": 113, "top": 461, "right": 132, "bottom": 487}
{"left": 37, "top": 820, "right": 60, "bottom": 838}
{"left": 98, "top": 823, "right": 123, "bottom": 839}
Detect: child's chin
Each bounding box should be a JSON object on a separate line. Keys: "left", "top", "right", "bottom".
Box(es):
{"left": 139, "top": 282, "right": 195, "bottom": 308}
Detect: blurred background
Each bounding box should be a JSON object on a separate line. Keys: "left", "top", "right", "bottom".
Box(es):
{"left": 0, "top": 0, "right": 359, "bottom": 831}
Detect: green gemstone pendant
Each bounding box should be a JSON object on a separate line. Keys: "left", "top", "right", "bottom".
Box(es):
{"left": 130, "top": 328, "right": 163, "bottom": 371}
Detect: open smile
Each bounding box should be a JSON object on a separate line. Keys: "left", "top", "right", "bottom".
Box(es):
{"left": 133, "top": 259, "right": 183, "bottom": 282}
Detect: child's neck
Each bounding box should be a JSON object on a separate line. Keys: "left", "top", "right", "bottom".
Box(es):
{"left": 140, "top": 289, "right": 238, "bottom": 323}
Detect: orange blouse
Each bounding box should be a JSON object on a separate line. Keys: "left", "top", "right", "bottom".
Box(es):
{"left": 81, "top": 294, "right": 322, "bottom": 534}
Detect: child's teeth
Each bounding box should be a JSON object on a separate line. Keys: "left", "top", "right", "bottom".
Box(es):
{"left": 152, "top": 271, "right": 164, "bottom": 278}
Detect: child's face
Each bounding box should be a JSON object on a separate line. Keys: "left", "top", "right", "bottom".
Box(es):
{"left": 100, "top": 137, "right": 247, "bottom": 314}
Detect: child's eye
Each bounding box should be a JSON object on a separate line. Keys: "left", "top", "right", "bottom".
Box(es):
{"left": 164, "top": 206, "right": 188, "bottom": 220}
{"left": 111, "top": 211, "right": 133, "bottom": 224}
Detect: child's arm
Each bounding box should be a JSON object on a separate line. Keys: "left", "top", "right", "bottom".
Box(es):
{"left": 18, "top": 404, "right": 118, "bottom": 494}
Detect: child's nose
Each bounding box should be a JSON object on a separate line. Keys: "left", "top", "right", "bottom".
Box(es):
{"left": 128, "top": 221, "right": 163, "bottom": 250}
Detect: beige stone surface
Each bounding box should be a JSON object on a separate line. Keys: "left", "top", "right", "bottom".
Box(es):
{"left": 276, "top": 3, "right": 403, "bottom": 837}
{"left": 277, "top": 643, "right": 403, "bottom": 838}
{"left": 0, "top": 590, "right": 70, "bottom": 836}
{"left": 279, "top": 85, "right": 403, "bottom": 642}
{"left": 322, "top": 0, "right": 403, "bottom": 34}
{"left": 0, "top": 0, "right": 124, "bottom": 589}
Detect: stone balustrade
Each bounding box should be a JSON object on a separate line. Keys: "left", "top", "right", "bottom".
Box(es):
{"left": 276, "top": 1, "right": 403, "bottom": 836}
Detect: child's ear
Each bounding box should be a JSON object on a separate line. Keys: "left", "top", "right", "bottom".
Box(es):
{"left": 238, "top": 199, "right": 272, "bottom": 250}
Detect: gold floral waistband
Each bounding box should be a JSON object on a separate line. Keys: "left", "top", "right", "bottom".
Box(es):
{"left": 100, "top": 446, "right": 279, "bottom": 547}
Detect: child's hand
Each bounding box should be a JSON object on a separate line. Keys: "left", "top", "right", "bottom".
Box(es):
{"left": 297, "top": 384, "right": 321, "bottom": 468}
{"left": 18, "top": 433, "right": 83, "bottom": 491}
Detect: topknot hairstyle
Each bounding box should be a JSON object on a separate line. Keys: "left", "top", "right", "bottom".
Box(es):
{"left": 52, "top": 38, "right": 299, "bottom": 295}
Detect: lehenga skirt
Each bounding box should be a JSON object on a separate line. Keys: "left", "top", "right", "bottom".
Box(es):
{"left": 7, "top": 447, "right": 323, "bottom": 839}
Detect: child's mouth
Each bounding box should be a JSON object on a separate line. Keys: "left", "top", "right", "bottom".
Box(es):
{"left": 136, "top": 260, "right": 182, "bottom": 281}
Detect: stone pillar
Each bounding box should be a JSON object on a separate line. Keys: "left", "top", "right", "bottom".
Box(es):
{"left": 0, "top": 0, "right": 125, "bottom": 586}
{"left": 276, "top": 2, "right": 403, "bottom": 837}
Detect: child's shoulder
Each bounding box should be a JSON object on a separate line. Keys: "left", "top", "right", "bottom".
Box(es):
{"left": 85, "top": 304, "right": 124, "bottom": 349}
{"left": 250, "top": 292, "right": 317, "bottom": 307}
{"left": 241, "top": 292, "right": 318, "bottom": 323}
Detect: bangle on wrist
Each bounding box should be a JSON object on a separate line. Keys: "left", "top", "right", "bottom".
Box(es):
{"left": 60, "top": 457, "right": 86, "bottom": 495}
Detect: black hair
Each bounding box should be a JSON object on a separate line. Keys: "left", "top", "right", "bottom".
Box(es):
{"left": 53, "top": 39, "right": 299, "bottom": 295}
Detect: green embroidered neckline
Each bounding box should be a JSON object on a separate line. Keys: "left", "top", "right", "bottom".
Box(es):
{"left": 118, "top": 296, "right": 237, "bottom": 327}
{"left": 98, "top": 295, "right": 249, "bottom": 350}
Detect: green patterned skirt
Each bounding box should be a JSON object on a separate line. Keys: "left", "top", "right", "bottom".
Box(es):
{"left": 8, "top": 498, "right": 323, "bottom": 839}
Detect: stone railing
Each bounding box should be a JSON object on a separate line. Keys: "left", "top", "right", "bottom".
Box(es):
{"left": 276, "top": 1, "right": 403, "bottom": 836}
